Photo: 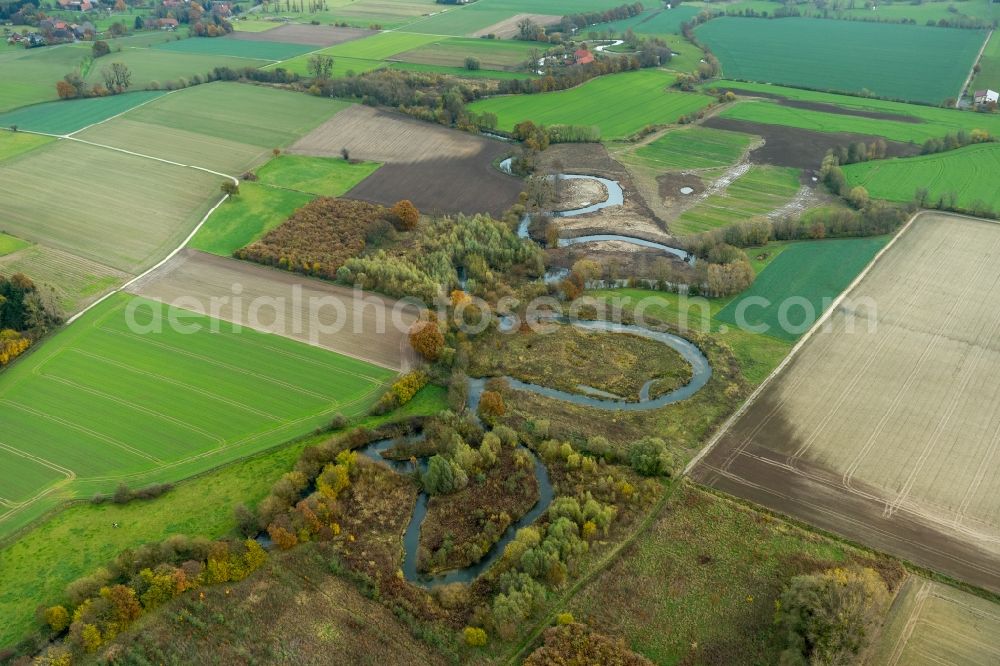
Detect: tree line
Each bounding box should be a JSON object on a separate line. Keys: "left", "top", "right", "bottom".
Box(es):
{"left": 0, "top": 273, "right": 62, "bottom": 368}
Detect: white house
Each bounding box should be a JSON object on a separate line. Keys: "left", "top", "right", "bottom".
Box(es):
{"left": 973, "top": 89, "right": 999, "bottom": 106}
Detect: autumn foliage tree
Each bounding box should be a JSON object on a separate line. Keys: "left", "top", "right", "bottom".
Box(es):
{"left": 409, "top": 320, "right": 444, "bottom": 361}
{"left": 391, "top": 199, "right": 420, "bottom": 230}
{"left": 55, "top": 79, "right": 77, "bottom": 99}
{"left": 478, "top": 390, "right": 506, "bottom": 423}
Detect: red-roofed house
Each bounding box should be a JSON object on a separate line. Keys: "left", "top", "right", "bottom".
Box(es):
{"left": 155, "top": 17, "right": 179, "bottom": 29}
{"left": 574, "top": 48, "right": 594, "bottom": 65}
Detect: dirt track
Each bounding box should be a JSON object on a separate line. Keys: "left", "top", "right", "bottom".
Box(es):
{"left": 290, "top": 106, "right": 522, "bottom": 216}
{"left": 127, "top": 250, "right": 420, "bottom": 370}
{"left": 692, "top": 214, "right": 1000, "bottom": 593}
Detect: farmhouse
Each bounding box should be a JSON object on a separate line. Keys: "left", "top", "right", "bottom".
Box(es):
{"left": 974, "top": 89, "right": 999, "bottom": 106}
{"left": 56, "top": 0, "right": 93, "bottom": 9}
{"left": 574, "top": 48, "right": 594, "bottom": 65}
{"left": 154, "top": 17, "right": 179, "bottom": 30}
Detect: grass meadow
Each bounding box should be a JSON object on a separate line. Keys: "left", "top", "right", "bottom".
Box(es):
{"left": 627, "top": 125, "right": 756, "bottom": 170}
{"left": 843, "top": 143, "right": 1000, "bottom": 213}
{"left": 0, "top": 293, "right": 393, "bottom": 532}
{"left": 188, "top": 182, "right": 312, "bottom": 255}
{"left": 0, "top": 386, "right": 446, "bottom": 649}
{"left": 0, "top": 233, "right": 31, "bottom": 257}
{"left": 256, "top": 154, "right": 381, "bottom": 194}
{"left": 715, "top": 236, "right": 890, "bottom": 341}
{"left": 392, "top": 36, "right": 538, "bottom": 70}
{"left": 592, "top": 5, "right": 700, "bottom": 35}
{"left": 971, "top": 30, "right": 1000, "bottom": 93}
{"left": 468, "top": 69, "right": 713, "bottom": 139}
{"left": 713, "top": 80, "right": 1000, "bottom": 143}
{"left": 674, "top": 165, "right": 801, "bottom": 234}
{"left": 0, "top": 90, "right": 168, "bottom": 135}
{"left": 696, "top": 17, "right": 986, "bottom": 104}
{"left": 0, "top": 130, "right": 54, "bottom": 160}
{"left": 0, "top": 43, "right": 91, "bottom": 111}
{"left": 153, "top": 35, "right": 316, "bottom": 61}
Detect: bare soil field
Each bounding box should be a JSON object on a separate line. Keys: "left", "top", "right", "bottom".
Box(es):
{"left": 869, "top": 577, "right": 1000, "bottom": 665}
{"left": 227, "top": 24, "right": 375, "bottom": 46}
{"left": 127, "top": 250, "right": 420, "bottom": 370}
{"left": 703, "top": 117, "right": 920, "bottom": 170}
{"left": 471, "top": 13, "right": 562, "bottom": 38}
{"left": 693, "top": 213, "right": 1000, "bottom": 592}
{"left": 290, "top": 105, "right": 521, "bottom": 215}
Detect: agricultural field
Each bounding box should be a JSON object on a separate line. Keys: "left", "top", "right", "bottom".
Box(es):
{"left": 870, "top": 577, "right": 1000, "bottom": 665}
{"left": 152, "top": 34, "right": 317, "bottom": 60}
{"left": 0, "top": 139, "right": 219, "bottom": 273}
{"left": 696, "top": 17, "right": 986, "bottom": 104}
{"left": 625, "top": 125, "right": 756, "bottom": 171}
{"left": 711, "top": 80, "right": 1000, "bottom": 143}
{"left": 326, "top": 30, "right": 443, "bottom": 59}
{"left": 843, "top": 143, "right": 1000, "bottom": 214}
{"left": 188, "top": 182, "right": 313, "bottom": 256}
{"left": 0, "top": 233, "right": 31, "bottom": 257}
{"left": 0, "top": 292, "right": 393, "bottom": 533}
{"left": 0, "top": 387, "right": 447, "bottom": 649}
{"left": 672, "top": 165, "right": 801, "bottom": 234}
{"left": 255, "top": 154, "right": 381, "bottom": 195}
{"left": 971, "top": 29, "right": 1000, "bottom": 92}
{"left": 468, "top": 69, "right": 714, "bottom": 139}
{"left": 0, "top": 245, "right": 130, "bottom": 313}
{"left": 227, "top": 23, "right": 374, "bottom": 46}
{"left": 290, "top": 104, "right": 521, "bottom": 215}
{"left": 0, "top": 43, "right": 91, "bottom": 111}
{"left": 0, "top": 130, "right": 53, "bottom": 160}
{"left": 696, "top": 214, "right": 1000, "bottom": 592}
{"left": 391, "top": 36, "right": 538, "bottom": 71}
{"left": 592, "top": 5, "right": 700, "bottom": 36}
{"left": 0, "top": 90, "right": 168, "bottom": 135}
{"left": 714, "top": 235, "right": 889, "bottom": 341}
{"left": 81, "top": 48, "right": 273, "bottom": 92}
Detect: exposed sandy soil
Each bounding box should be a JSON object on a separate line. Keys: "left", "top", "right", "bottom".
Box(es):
{"left": 227, "top": 24, "right": 375, "bottom": 46}
{"left": 290, "top": 106, "right": 522, "bottom": 216}
{"left": 127, "top": 250, "right": 420, "bottom": 370}
{"left": 703, "top": 117, "right": 921, "bottom": 170}
{"left": 693, "top": 213, "right": 1000, "bottom": 593}
{"left": 554, "top": 177, "right": 608, "bottom": 212}
{"left": 472, "top": 13, "right": 562, "bottom": 38}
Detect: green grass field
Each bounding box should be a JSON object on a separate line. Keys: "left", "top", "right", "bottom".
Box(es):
{"left": 0, "top": 130, "right": 54, "bottom": 161}
{"left": 707, "top": 0, "right": 998, "bottom": 23}
{"left": 0, "top": 43, "right": 91, "bottom": 111}
{"left": 468, "top": 69, "right": 713, "bottom": 139}
{"left": 0, "top": 233, "right": 31, "bottom": 257}
{"left": 392, "top": 36, "right": 538, "bottom": 70}
{"left": 83, "top": 48, "right": 272, "bottom": 92}
{"left": 0, "top": 139, "right": 219, "bottom": 273}
{"left": 628, "top": 126, "right": 755, "bottom": 170}
{"left": 327, "top": 30, "right": 442, "bottom": 59}
{"left": 673, "top": 165, "right": 801, "bottom": 235}
{"left": 153, "top": 35, "right": 316, "bottom": 60}
{"left": 188, "top": 182, "right": 313, "bottom": 256}
{"left": 388, "top": 60, "right": 534, "bottom": 79}
{"left": 971, "top": 30, "right": 1000, "bottom": 93}
{"left": 696, "top": 17, "right": 986, "bottom": 104}
{"left": 843, "top": 143, "right": 1000, "bottom": 214}
{"left": 255, "top": 154, "right": 381, "bottom": 194}
{"left": 267, "top": 52, "right": 385, "bottom": 77}
{"left": 589, "top": 287, "right": 792, "bottom": 384}
{"left": 404, "top": 0, "right": 638, "bottom": 35}
{"left": 591, "top": 5, "right": 700, "bottom": 35}
{"left": 122, "top": 82, "right": 349, "bottom": 148}
{"left": 0, "top": 292, "right": 393, "bottom": 530}
{"left": 0, "top": 384, "right": 446, "bottom": 650}
{"left": 713, "top": 81, "right": 1000, "bottom": 143}
{"left": 230, "top": 18, "right": 282, "bottom": 32}
{"left": 0, "top": 90, "right": 168, "bottom": 135}
{"left": 715, "top": 236, "right": 890, "bottom": 341}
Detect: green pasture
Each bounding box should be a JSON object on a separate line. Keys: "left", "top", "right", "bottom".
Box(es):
{"left": 0, "top": 43, "right": 91, "bottom": 111}
{"left": 230, "top": 19, "right": 282, "bottom": 32}
{"left": 468, "top": 69, "right": 713, "bottom": 139}
{"left": 83, "top": 48, "right": 272, "bottom": 91}
{"left": 591, "top": 6, "right": 700, "bottom": 36}
{"left": 153, "top": 35, "right": 316, "bottom": 60}
{"left": 0, "top": 233, "right": 31, "bottom": 257}
{"left": 0, "top": 384, "right": 445, "bottom": 650}
{"left": 267, "top": 52, "right": 384, "bottom": 77}
{"left": 256, "top": 154, "right": 381, "bottom": 195}
{"left": 843, "top": 142, "right": 1000, "bottom": 213}
{"left": 696, "top": 17, "right": 986, "bottom": 104}
{"left": 392, "top": 36, "right": 538, "bottom": 70}
{"left": 388, "top": 60, "right": 533, "bottom": 79}
{"left": 327, "top": 30, "right": 442, "bottom": 59}
{"left": 250, "top": 0, "right": 436, "bottom": 29}
{"left": 713, "top": 81, "right": 1000, "bottom": 143}
{"left": 627, "top": 125, "right": 755, "bottom": 170}
{"left": 674, "top": 165, "right": 801, "bottom": 234}
{"left": 0, "top": 130, "right": 54, "bottom": 161}
{"left": 188, "top": 182, "right": 313, "bottom": 256}
{"left": 0, "top": 292, "right": 392, "bottom": 524}
{"left": 715, "top": 236, "right": 889, "bottom": 341}
{"left": 971, "top": 30, "right": 1000, "bottom": 93}
{"left": 122, "top": 82, "right": 349, "bottom": 148}
{"left": 0, "top": 90, "right": 167, "bottom": 135}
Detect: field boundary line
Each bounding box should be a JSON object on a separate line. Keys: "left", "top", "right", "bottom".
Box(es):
{"left": 684, "top": 210, "right": 923, "bottom": 475}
